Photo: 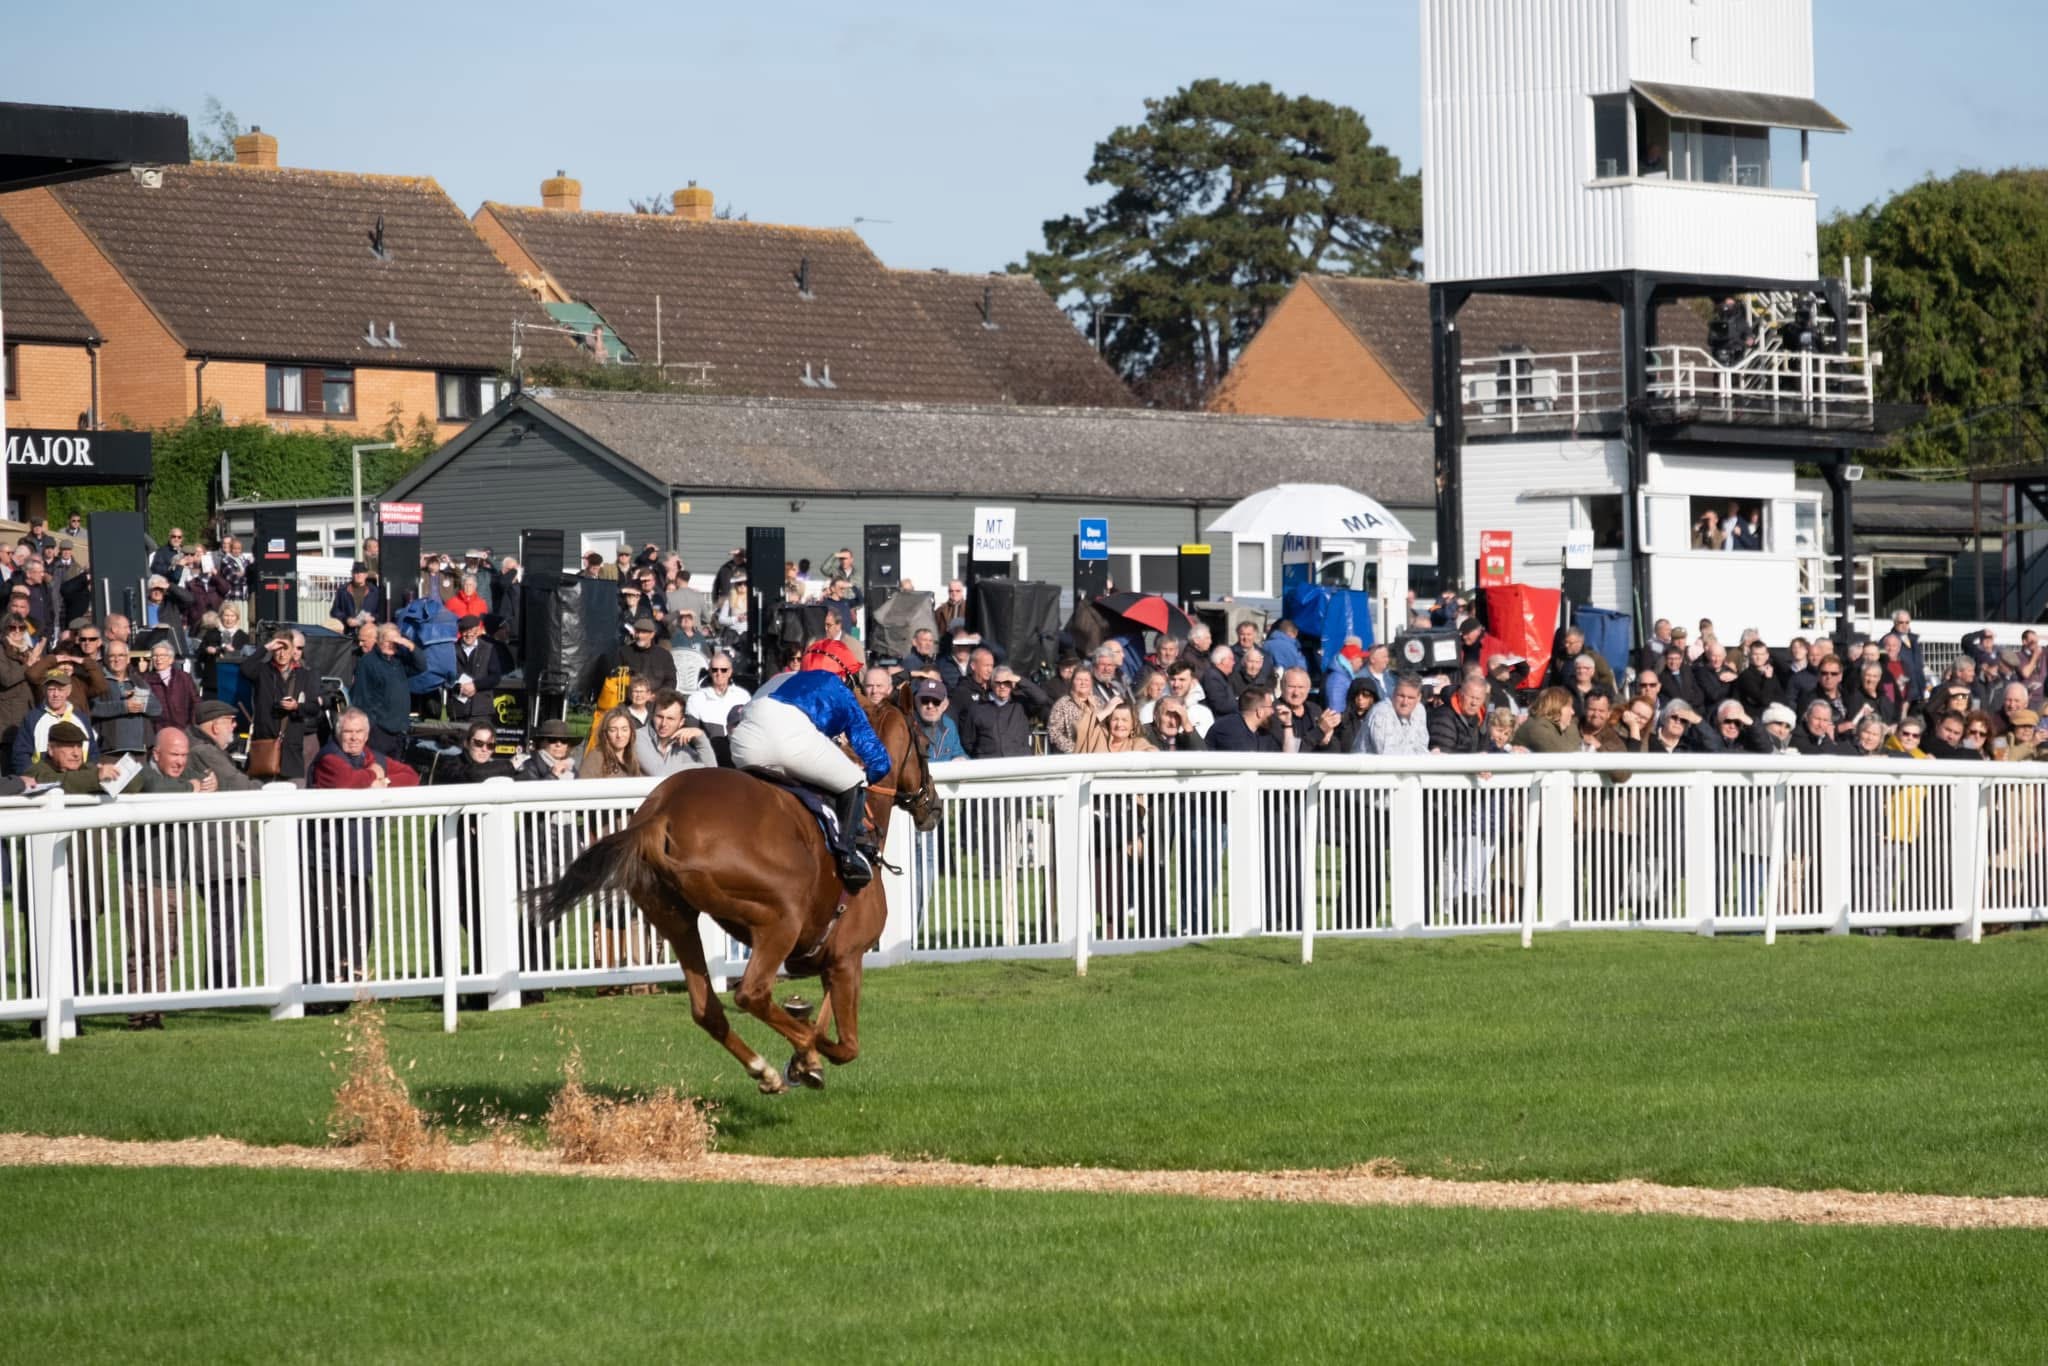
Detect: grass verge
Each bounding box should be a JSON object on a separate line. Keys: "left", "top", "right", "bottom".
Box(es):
{"left": 3, "top": 932, "right": 2045, "bottom": 1194}
{"left": 6, "top": 1165, "right": 2047, "bottom": 1364}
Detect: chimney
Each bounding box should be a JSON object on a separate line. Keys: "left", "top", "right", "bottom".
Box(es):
{"left": 672, "top": 181, "right": 715, "bottom": 222}
{"left": 541, "top": 169, "right": 582, "bottom": 212}
{"left": 232, "top": 126, "right": 278, "bottom": 168}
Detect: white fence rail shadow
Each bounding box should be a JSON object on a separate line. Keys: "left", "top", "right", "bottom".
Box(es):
{"left": 4, "top": 753, "right": 2042, "bottom": 1052}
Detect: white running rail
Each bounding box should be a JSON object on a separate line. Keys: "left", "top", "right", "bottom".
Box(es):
{"left": 4, "top": 752, "right": 2041, "bottom": 1052}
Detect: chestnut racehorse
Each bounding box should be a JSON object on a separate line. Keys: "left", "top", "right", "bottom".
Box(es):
{"left": 527, "top": 690, "right": 937, "bottom": 1093}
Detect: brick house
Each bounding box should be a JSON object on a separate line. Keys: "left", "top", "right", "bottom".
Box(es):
{"left": 0, "top": 215, "right": 98, "bottom": 434}
{"left": 1211, "top": 274, "right": 1705, "bottom": 422}
{"left": 0, "top": 128, "right": 574, "bottom": 435}
{"left": 473, "top": 176, "right": 1129, "bottom": 406}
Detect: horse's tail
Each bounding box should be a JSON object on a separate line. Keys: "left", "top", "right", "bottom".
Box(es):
{"left": 524, "top": 814, "right": 672, "bottom": 930}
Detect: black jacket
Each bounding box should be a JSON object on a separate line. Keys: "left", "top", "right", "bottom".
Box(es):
{"left": 1207, "top": 713, "right": 1280, "bottom": 753}
{"left": 613, "top": 639, "right": 676, "bottom": 692}
{"left": 1427, "top": 699, "right": 1486, "bottom": 754}
{"left": 959, "top": 697, "right": 1038, "bottom": 759}
{"left": 1734, "top": 665, "right": 1788, "bottom": 717}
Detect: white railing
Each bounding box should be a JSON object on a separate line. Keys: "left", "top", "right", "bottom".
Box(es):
{"left": 6, "top": 752, "right": 2044, "bottom": 1052}
{"left": 1646, "top": 343, "right": 1875, "bottom": 427}
{"left": 1459, "top": 350, "right": 1626, "bottom": 434}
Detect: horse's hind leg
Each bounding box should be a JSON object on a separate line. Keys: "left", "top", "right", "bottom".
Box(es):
{"left": 642, "top": 901, "right": 783, "bottom": 1094}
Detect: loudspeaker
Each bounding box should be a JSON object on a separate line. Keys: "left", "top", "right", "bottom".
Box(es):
{"left": 1560, "top": 567, "right": 1593, "bottom": 612}
{"left": 86, "top": 511, "right": 150, "bottom": 626}
{"left": 252, "top": 506, "right": 298, "bottom": 623}
{"left": 862, "top": 524, "right": 899, "bottom": 597}
{"left": 971, "top": 578, "right": 1063, "bottom": 679}
{"left": 520, "top": 528, "right": 567, "bottom": 579}
{"left": 1073, "top": 536, "right": 1110, "bottom": 600}
{"left": 520, "top": 577, "right": 616, "bottom": 699}
{"left": 744, "top": 526, "right": 784, "bottom": 684}
{"left": 1176, "top": 546, "right": 1211, "bottom": 613}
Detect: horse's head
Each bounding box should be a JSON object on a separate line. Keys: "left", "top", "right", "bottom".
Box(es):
{"left": 868, "top": 688, "right": 940, "bottom": 835}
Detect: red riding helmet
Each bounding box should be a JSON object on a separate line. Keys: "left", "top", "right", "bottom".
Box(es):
{"left": 801, "top": 638, "right": 862, "bottom": 681}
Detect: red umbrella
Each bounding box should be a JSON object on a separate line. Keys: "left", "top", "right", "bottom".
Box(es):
{"left": 1095, "top": 592, "right": 1196, "bottom": 639}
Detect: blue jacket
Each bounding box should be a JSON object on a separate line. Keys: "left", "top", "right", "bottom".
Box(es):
{"left": 1263, "top": 632, "right": 1308, "bottom": 675}
{"left": 353, "top": 650, "right": 414, "bottom": 737}
{"left": 919, "top": 714, "right": 966, "bottom": 765}
{"left": 759, "top": 670, "right": 891, "bottom": 782}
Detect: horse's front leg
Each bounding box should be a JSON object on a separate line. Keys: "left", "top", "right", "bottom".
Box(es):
{"left": 727, "top": 916, "right": 827, "bottom": 1092}
{"left": 640, "top": 901, "right": 781, "bottom": 1093}
{"left": 812, "top": 952, "right": 864, "bottom": 1068}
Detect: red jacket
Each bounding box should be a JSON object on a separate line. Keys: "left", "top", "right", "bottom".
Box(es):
{"left": 444, "top": 590, "right": 489, "bottom": 620}
{"left": 310, "top": 743, "right": 420, "bottom": 790}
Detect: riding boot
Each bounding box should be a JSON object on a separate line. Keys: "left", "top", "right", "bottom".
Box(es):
{"left": 831, "top": 785, "right": 873, "bottom": 889}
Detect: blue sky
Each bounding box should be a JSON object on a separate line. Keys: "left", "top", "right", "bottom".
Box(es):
{"left": 8, "top": 1, "right": 2040, "bottom": 274}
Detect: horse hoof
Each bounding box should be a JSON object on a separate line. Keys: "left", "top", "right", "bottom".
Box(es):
{"left": 786, "top": 1054, "right": 825, "bottom": 1090}
{"left": 757, "top": 1070, "right": 788, "bottom": 1096}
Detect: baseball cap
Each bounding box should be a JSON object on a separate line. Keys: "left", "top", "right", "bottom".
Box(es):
{"left": 951, "top": 632, "right": 981, "bottom": 650}
{"left": 912, "top": 678, "right": 947, "bottom": 704}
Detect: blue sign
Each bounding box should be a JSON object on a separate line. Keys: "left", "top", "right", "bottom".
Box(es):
{"left": 1077, "top": 518, "right": 1110, "bottom": 561}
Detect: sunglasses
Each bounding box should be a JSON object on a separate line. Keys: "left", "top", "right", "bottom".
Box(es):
{"left": 709, "top": 667, "right": 732, "bottom": 676}
{"left": 917, "top": 699, "right": 944, "bottom": 708}
{"left": 1967, "top": 727, "right": 1990, "bottom": 737}
{"left": 468, "top": 740, "right": 494, "bottom": 751}
{"left": 993, "top": 680, "right": 1015, "bottom": 687}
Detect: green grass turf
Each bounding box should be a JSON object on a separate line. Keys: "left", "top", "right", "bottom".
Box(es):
{"left": 5, "top": 1166, "right": 2045, "bottom": 1364}
{"left": 4, "top": 932, "right": 2046, "bottom": 1195}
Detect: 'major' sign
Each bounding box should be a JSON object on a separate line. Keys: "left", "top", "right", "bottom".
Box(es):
{"left": 4, "top": 429, "right": 154, "bottom": 484}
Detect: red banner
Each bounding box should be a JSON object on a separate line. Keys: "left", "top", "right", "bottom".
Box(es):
{"left": 1478, "top": 530, "right": 1513, "bottom": 587}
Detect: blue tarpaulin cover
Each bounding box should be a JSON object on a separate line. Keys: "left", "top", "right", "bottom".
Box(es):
{"left": 1573, "top": 604, "right": 1634, "bottom": 679}
{"left": 1283, "top": 585, "right": 1376, "bottom": 671}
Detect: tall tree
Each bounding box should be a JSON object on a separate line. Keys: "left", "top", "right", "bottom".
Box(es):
{"left": 1019, "top": 79, "right": 1419, "bottom": 407}
{"left": 1821, "top": 168, "right": 2048, "bottom": 468}
{"left": 187, "top": 96, "right": 247, "bottom": 163}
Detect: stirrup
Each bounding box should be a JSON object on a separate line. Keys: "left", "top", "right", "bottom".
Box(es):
{"left": 836, "top": 850, "right": 874, "bottom": 889}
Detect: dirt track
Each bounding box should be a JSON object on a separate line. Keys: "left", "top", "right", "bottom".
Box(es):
{"left": 3, "top": 1132, "right": 2043, "bottom": 1231}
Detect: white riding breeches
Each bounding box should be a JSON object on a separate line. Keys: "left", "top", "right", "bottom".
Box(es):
{"left": 728, "top": 696, "right": 864, "bottom": 793}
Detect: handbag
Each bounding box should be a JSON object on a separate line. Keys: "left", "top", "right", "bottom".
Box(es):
{"left": 246, "top": 737, "right": 283, "bottom": 780}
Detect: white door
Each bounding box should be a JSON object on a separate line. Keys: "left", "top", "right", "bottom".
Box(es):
{"left": 579, "top": 530, "right": 625, "bottom": 563}
{"left": 900, "top": 532, "right": 943, "bottom": 595}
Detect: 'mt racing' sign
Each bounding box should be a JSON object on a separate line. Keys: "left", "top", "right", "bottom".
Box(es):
{"left": 4, "top": 429, "right": 153, "bottom": 484}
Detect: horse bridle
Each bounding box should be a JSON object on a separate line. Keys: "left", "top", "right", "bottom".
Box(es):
{"left": 872, "top": 714, "right": 937, "bottom": 827}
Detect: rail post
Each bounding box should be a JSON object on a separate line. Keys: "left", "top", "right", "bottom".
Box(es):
{"left": 1389, "top": 773, "right": 1424, "bottom": 932}
{"left": 436, "top": 810, "right": 463, "bottom": 1033}
{"left": 1067, "top": 776, "right": 1092, "bottom": 976}
{"left": 1954, "top": 777, "right": 1986, "bottom": 943}
{"left": 1763, "top": 776, "right": 1788, "bottom": 945}
{"left": 1685, "top": 772, "right": 1717, "bottom": 933}
{"left": 30, "top": 802, "right": 74, "bottom": 1052}
{"left": 1539, "top": 771, "right": 1574, "bottom": 928}
{"left": 1300, "top": 776, "right": 1322, "bottom": 964}
{"left": 1821, "top": 774, "right": 1852, "bottom": 932}
{"left": 476, "top": 798, "right": 521, "bottom": 1009}
{"left": 1227, "top": 772, "right": 1262, "bottom": 935}
{"left": 260, "top": 789, "right": 306, "bottom": 1021}
{"left": 872, "top": 808, "right": 915, "bottom": 966}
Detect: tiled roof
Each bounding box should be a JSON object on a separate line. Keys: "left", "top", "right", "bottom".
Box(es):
{"left": 503, "top": 389, "right": 1434, "bottom": 506}
{"left": 886, "top": 270, "right": 1135, "bottom": 408}
{"left": 1304, "top": 275, "right": 1709, "bottom": 412}
{"left": 50, "top": 162, "right": 572, "bottom": 369}
{"left": 479, "top": 205, "right": 1006, "bottom": 405}
{"left": 0, "top": 215, "right": 96, "bottom": 344}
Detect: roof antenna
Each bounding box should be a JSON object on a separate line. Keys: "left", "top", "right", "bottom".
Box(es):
{"left": 795, "top": 256, "right": 812, "bottom": 298}
{"left": 368, "top": 213, "right": 390, "bottom": 260}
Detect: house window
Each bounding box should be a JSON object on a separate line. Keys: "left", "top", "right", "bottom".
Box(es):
{"left": 2, "top": 344, "right": 16, "bottom": 398}
{"left": 1592, "top": 94, "right": 1631, "bottom": 179}
{"left": 438, "top": 371, "right": 509, "bottom": 422}
{"left": 1232, "top": 535, "right": 1270, "bottom": 597}
{"left": 266, "top": 365, "right": 355, "bottom": 417}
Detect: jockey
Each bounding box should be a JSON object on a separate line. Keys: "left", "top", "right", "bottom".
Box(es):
{"left": 728, "top": 637, "right": 892, "bottom": 888}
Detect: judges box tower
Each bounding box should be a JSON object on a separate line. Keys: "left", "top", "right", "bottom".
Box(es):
{"left": 1424, "top": 0, "right": 1895, "bottom": 643}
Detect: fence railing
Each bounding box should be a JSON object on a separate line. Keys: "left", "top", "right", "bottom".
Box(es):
{"left": 5, "top": 752, "right": 2043, "bottom": 1052}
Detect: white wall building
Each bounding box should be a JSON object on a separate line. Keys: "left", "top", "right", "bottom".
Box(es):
{"left": 1423, "top": 0, "right": 1885, "bottom": 644}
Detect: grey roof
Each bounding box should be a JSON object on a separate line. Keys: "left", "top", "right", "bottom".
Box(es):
{"left": 483, "top": 388, "right": 1433, "bottom": 507}
{"left": 1634, "top": 82, "right": 1848, "bottom": 135}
